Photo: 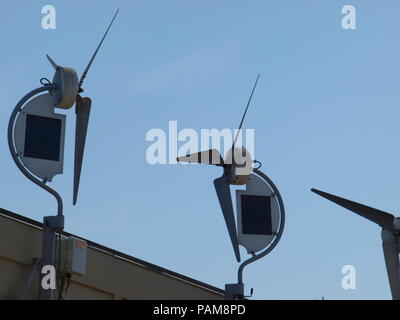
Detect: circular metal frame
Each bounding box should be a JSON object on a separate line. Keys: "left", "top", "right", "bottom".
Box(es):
{"left": 8, "top": 84, "right": 63, "bottom": 216}
{"left": 237, "top": 168, "right": 285, "bottom": 283}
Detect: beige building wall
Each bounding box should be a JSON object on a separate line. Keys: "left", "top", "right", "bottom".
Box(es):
{"left": 0, "top": 209, "right": 224, "bottom": 300}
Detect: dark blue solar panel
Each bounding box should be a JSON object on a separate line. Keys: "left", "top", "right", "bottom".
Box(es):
{"left": 241, "top": 195, "right": 272, "bottom": 235}
{"left": 24, "top": 114, "right": 61, "bottom": 161}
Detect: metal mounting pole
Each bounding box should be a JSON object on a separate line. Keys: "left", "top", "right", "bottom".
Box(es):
{"left": 8, "top": 84, "right": 64, "bottom": 300}
{"left": 225, "top": 169, "right": 285, "bottom": 300}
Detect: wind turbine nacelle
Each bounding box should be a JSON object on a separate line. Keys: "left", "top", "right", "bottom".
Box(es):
{"left": 225, "top": 147, "right": 253, "bottom": 185}
{"left": 52, "top": 66, "right": 79, "bottom": 110}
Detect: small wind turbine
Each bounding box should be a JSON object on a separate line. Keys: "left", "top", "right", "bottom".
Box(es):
{"left": 177, "top": 74, "right": 260, "bottom": 262}
{"left": 311, "top": 188, "right": 400, "bottom": 300}
{"left": 47, "top": 9, "right": 119, "bottom": 205}
{"left": 8, "top": 10, "right": 119, "bottom": 300}
{"left": 177, "top": 75, "right": 285, "bottom": 299}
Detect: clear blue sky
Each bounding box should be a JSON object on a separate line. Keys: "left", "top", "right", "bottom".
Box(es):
{"left": 1, "top": 0, "right": 399, "bottom": 299}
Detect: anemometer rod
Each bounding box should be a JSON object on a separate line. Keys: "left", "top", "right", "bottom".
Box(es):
{"left": 237, "top": 169, "right": 285, "bottom": 283}
{"left": 8, "top": 84, "right": 63, "bottom": 216}
{"left": 78, "top": 9, "right": 119, "bottom": 90}
{"left": 233, "top": 74, "right": 260, "bottom": 148}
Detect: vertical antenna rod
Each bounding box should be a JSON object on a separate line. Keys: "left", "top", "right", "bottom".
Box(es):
{"left": 233, "top": 73, "right": 260, "bottom": 148}
{"left": 78, "top": 9, "right": 119, "bottom": 89}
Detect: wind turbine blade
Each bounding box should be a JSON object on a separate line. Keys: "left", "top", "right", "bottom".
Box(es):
{"left": 46, "top": 55, "right": 59, "bottom": 70}
{"left": 382, "top": 233, "right": 400, "bottom": 300}
{"left": 177, "top": 149, "right": 224, "bottom": 166}
{"left": 73, "top": 96, "right": 92, "bottom": 205}
{"left": 233, "top": 73, "right": 260, "bottom": 147}
{"left": 214, "top": 176, "right": 241, "bottom": 262}
{"left": 311, "top": 188, "right": 395, "bottom": 230}
{"left": 78, "top": 9, "right": 119, "bottom": 89}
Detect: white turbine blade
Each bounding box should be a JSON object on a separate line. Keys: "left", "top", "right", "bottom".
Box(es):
{"left": 214, "top": 175, "right": 240, "bottom": 262}
{"left": 73, "top": 96, "right": 92, "bottom": 205}
{"left": 233, "top": 74, "right": 260, "bottom": 148}
{"left": 177, "top": 149, "right": 224, "bottom": 166}
{"left": 78, "top": 9, "right": 119, "bottom": 89}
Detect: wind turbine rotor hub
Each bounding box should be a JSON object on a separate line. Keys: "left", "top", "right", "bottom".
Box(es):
{"left": 382, "top": 229, "right": 396, "bottom": 242}
{"left": 52, "top": 66, "right": 79, "bottom": 110}
{"left": 224, "top": 147, "right": 253, "bottom": 185}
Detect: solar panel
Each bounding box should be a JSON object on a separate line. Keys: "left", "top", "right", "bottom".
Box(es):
{"left": 241, "top": 195, "right": 272, "bottom": 235}
{"left": 24, "top": 114, "right": 62, "bottom": 161}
